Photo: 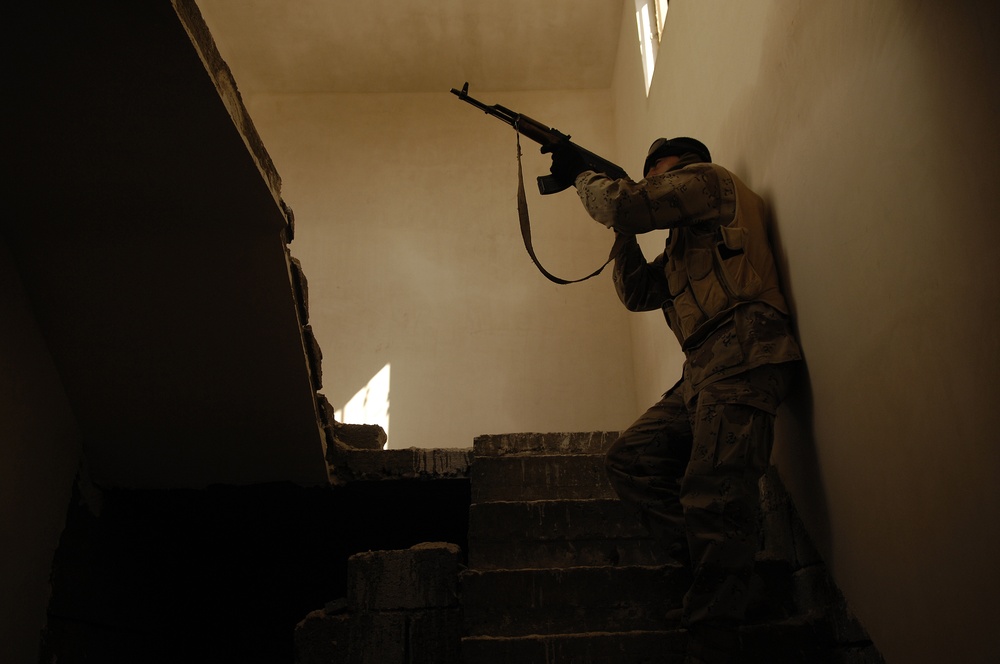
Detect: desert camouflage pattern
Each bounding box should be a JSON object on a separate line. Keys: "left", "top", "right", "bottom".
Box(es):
{"left": 577, "top": 157, "right": 804, "bottom": 635}
{"left": 575, "top": 159, "right": 729, "bottom": 234}
{"left": 681, "top": 301, "right": 801, "bottom": 400}
{"left": 605, "top": 363, "right": 795, "bottom": 628}
{"left": 580, "top": 159, "right": 801, "bottom": 391}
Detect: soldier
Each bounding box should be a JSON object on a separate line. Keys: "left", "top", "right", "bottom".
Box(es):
{"left": 546, "top": 137, "right": 803, "bottom": 663}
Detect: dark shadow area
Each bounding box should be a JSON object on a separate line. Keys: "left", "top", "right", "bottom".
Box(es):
{"left": 758, "top": 190, "right": 832, "bottom": 562}
{"left": 772, "top": 362, "right": 831, "bottom": 559}
{"left": 40, "top": 477, "right": 470, "bottom": 664}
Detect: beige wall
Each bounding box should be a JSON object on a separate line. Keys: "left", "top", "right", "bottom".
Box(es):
{"left": 242, "top": 90, "right": 639, "bottom": 448}
{"left": 235, "top": 1, "right": 999, "bottom": 659}
{"left": 0, "top": 240, "right": 82, "bottom": 663}
{"left": 612, "top": 1, "right": 1000, "bottom": 662}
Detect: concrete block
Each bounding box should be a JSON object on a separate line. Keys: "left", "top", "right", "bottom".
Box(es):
{"left": 334, "top": 422, "right": 387, "bottom": 450}
{"left": 294, "top": 608, "right": 350, "bottom": 664}
{"left": 473, "top": 432, "right": 619, "bottom": 457}
{"left": 288, "top": 254, "right": 309, "bottom": 322}
{"left": 281, "top": 198, "right": 296, "bottom": 243}
{"left": 348, "top": 543, "right": 461, "bottom": 612}
{"left": 302, "top": 323, "right": 323, "bottom": 391}
{"left": 460, "top": 630, "right": 687, "bottom": 664}
{"left": 471, "top": 454, "right": 615, "bottom": 502}
{"left": 469, "top": 536, "right": 663, "bottom": 570}
{"left": 469, "top": 499, "right": 647, "bottom": 541}
{"left": 294, "top": 602, "right": 461, "bottom": 664}
{"left": 330, "top": 444, "right": 473, "bottom": 481}
{"left": 468, "top": 499, "right": 660, "bottom": 569}
{"left": 316, "top": 393, "right": 335, "bottom": 430}
{"left": 461, "top": 565, "right": 688, "bottom": 637}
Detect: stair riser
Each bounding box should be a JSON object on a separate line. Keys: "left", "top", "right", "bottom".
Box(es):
{"left": 467, "top": 492, "right": 663, "bottom": 570}
{"left": 462, "top": 621, "right": 872, "bottom": 664}
{"left": 468, "top": 499, "right": 647, "bottom": 540}
{"left": 473, "top": 432, "right": 619, "bottom": 458}
{"left": 463, "top": 601, "right": 677, "bottom": 638}
{"left": 471, "top": 455, "right": 615, "bottom": 502}
{"left": 461, "top": 631, "right": 687, "bottom": 664}
{"left": 468, "top": 538, "right": 662, "bottom": 570}
{"left": 460, "top": 436, "right": 884, "bottom": 664}
{"left": 461, "top": 566, "right": 688, "bottom": 637}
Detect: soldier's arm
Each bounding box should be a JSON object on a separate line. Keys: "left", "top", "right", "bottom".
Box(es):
{"left": 612, "top": 235, "right": 670, "bottom": 312}
{"left": 574, "top": 164, "right": 728, "bottom": 234}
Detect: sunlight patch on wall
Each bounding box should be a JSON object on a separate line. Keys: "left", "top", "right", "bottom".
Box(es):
{"left": 334, "top": 363, "right": 390, "bottom": 449}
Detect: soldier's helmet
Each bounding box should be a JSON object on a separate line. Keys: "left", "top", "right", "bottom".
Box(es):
{"left": 643, "top": 137, "right": 712, "bottom": 174}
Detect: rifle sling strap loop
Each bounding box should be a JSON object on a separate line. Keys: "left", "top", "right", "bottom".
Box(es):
{"left": 515, "top": 131, "right": 626, "bottom": 285}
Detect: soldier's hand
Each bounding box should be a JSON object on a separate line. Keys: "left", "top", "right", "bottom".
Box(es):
{"left": 542, "top": 142, "right": 590, "bottom": 185}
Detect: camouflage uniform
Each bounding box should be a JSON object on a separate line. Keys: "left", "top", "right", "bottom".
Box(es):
{"left": 572, "top": 156, "right": 802, "bottom": 635}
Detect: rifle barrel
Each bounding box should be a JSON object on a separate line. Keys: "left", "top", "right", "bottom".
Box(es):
{"left": 451, "top": 83, "right": 519, "bottom": 128}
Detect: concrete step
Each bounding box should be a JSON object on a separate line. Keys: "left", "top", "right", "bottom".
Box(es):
{"left": 467, "top": 499, "right": 661, "bottom": 569}
{"left": 460, "top": 629, "right": 688, "bottom": 664}
{"left": 738, "top": 613, "right": 887, "bottom": 663}
{"left": 473, "top": 432, "right": 619, "bottom": 458}
{"left": 460, "top": 434, "right": 884, "bottom": 663}
{"left": 461, "top": 618, "right": 883, "bottom": 664}
{"left": 460, "top": 564, "right": 689, "bottom": 637}
{"left": 470, "top": 454, "right": 615, "bottom": 503}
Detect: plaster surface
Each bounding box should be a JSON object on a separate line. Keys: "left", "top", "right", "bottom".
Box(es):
{"left": 611, "top": 2, "right": 1000, "bottom": 662}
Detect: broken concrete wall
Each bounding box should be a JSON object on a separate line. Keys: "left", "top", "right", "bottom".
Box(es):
{"left": 296, "top": 543, "right": 462, "bottom": 664}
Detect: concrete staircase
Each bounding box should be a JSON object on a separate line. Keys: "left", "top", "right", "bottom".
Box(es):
{"left": 292, "top": 431, "right": 884, "bottom": 663}
{"left": 459, "top": 432, "right": 885, "bottom": 663}
{"left": 461, "top": 432, "right": 686, "bottom": 662}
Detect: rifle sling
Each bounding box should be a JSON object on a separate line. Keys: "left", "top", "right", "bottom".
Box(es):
{"left": 515, "top": 132, "right": 625, "bottom": 285}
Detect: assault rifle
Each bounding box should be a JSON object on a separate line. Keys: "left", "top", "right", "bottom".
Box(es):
{"left": 450, "top": 82, "right": 628, "bottom": 195}
{"left": 450, "top": 82, "right": 630, "bottom": 285}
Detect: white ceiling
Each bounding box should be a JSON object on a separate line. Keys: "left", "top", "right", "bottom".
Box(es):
{"left": 196, "top": 0, "right": 625, "bottom": 94}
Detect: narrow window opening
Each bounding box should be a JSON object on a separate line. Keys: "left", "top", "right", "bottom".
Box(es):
{"left": 635, "top": 0, "right": 668, "bottom": 95}
{"left": 654, "top": 0, "right": 668, "bottom": 37}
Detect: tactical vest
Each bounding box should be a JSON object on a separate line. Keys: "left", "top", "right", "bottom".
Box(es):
{"left": 662, "top": 170, "right": 790, "bottom": 350}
